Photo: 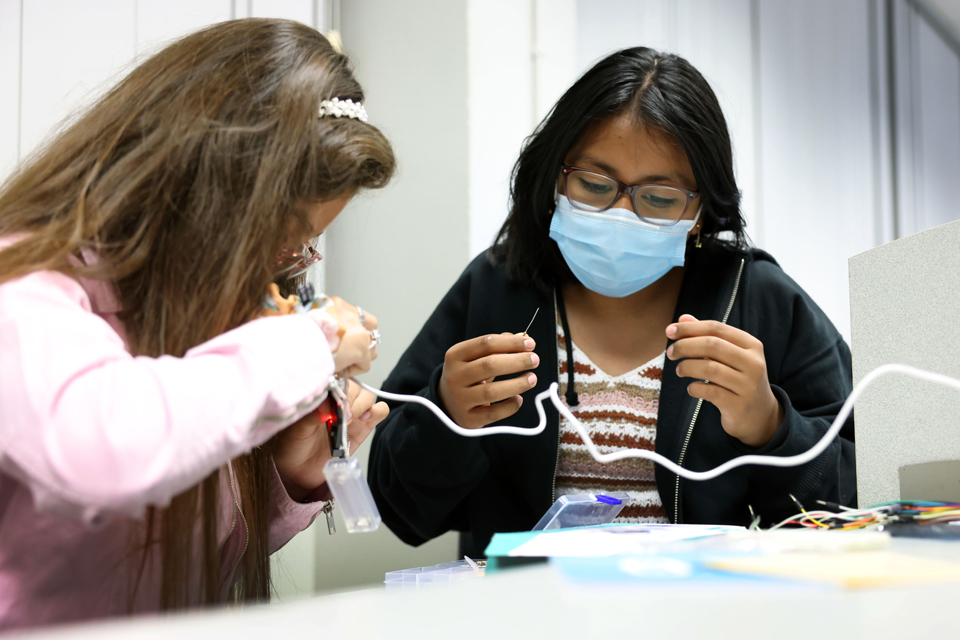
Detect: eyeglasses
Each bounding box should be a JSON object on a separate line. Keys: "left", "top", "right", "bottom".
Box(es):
{"left": 560, "top": 164, "right": 699, "bottom": 226}
{"left": 275, "top": 243, "right": 322, "bottom": 278}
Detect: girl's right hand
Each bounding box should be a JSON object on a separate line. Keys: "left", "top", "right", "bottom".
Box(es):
{"left": 312, "top": 297, "right": 378, "bottom": 377}
{"left": 438, "top": 333, "right": 539, "bottom": 429}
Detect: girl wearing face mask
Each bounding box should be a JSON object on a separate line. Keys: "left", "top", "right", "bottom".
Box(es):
{"left": 368, "top": 47, "right": 855, "bottom": 558}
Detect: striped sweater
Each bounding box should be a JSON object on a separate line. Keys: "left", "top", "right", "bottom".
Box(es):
{"left": 554, "top": 323, "right": 670, "bottom": 523}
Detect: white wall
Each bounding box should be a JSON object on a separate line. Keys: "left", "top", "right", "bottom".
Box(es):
{"left": 464, "top": 0, "right": 580, "bottom": 258}
{"left": 894, "top": 0, "right": 960, "bottom": 236}
{"left": 0, "top": 1, "right": 21, "bottom": 180}
{"left": 755, "top": 0, "right": 881, "bottom": 342}
{"left": 466, "top": 0, "right": 533, "bottom": 257}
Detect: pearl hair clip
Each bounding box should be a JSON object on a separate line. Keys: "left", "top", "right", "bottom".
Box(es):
{"left": 318, "top": 97, "right": 368, "bottom": 122}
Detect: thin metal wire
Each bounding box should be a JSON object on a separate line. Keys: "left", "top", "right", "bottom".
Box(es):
{"left": 522, "top": 307, "right": 540, "bottom": 335}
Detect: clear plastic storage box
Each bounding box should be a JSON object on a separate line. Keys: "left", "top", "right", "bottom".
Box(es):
{"left": 384, "top": 560, "right": 485, "bottom": 589}
{"left": 323, "top": 457, "right": 381, "bottom": 533}
{"left": 532, "top": 492, "right": 630, "bottom": 530}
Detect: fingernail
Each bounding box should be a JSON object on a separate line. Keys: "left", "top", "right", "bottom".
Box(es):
{"left": 666, "top": 325, "right": 677, "bottom": 337}
{"left": 517, "top": 396, "right": 524, "bottom": 407}
{"left": 524, "top": 339, "right": 535, "bottom": 350}
{"left": 527, "top": 373, "right": 537, "bottom": 386}
{"left": 360, "top": 411, "right": 372, "bottom": 421}
{"left": 531, "top": 353, "right": 540, "bottom": 367}
{"left": 666, "top": 344, "right": 674, "bottom": 358}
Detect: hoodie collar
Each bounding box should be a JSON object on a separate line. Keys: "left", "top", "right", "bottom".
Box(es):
{"left": 68, "top": 247, "right": 123, "bottom": 315}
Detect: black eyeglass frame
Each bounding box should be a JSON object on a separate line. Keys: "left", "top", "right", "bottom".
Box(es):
{"left": 559, "top": 164, "right": 700, "bottom": 226}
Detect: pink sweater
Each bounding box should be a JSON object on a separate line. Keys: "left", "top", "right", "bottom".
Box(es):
{"left": 0, "top": 238, "right": 338, "bottom": 630}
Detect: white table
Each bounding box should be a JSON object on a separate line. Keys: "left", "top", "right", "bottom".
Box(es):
{"left": 16, "top": 538, "right": 960, "bottom": 640}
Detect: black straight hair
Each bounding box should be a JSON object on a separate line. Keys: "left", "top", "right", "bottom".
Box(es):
{"left": 491, "top": 46, "right": 747, "bottom": 291}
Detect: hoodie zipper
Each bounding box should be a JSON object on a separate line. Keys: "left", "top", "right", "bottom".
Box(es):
{"left": 321, "top": 500, "right": 336, "bottom": 534}
{"left": 672, "top": 258, "right": 745, "bottom": 523}
{"left": 550, "top": 291, "right": 562, "bottom": 505}
{"left": 224, "top": 462, "right": 249, "bottom": 592}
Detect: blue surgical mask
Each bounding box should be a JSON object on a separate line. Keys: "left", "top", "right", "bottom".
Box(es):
{"left": 549, "top": 194, "right": 701, "bottom": 298}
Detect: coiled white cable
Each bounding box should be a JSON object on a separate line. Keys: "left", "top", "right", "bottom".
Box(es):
{"left": 354, "top": 364, "right": 960, "bottom": 481}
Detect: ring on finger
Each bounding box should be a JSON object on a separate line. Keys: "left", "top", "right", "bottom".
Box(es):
{"left": 357, "top": 306, "right": 366, "bottom": 328}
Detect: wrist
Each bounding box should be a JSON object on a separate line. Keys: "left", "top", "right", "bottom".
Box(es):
{"left": 436, "top": 376, "right": 462, "bottom": 425}
{"left": 743, "top": 394, "right": 784, "bottom": 448}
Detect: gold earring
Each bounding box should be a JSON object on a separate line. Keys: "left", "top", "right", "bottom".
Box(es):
{"left": 695, "top": 224, "right": 702, "bottom": 249}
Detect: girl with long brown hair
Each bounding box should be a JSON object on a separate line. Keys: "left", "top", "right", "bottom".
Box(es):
{"left": 0, "top": 18, "right": 395, "bottom": 629}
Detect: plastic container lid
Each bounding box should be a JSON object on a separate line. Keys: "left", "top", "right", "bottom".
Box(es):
{"left": 531, "top": 492, "right": 630, "bottom": 531}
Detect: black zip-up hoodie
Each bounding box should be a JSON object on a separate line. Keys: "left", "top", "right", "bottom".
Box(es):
{"left": 368, "top": 245, "right": 856, "bottom": 558}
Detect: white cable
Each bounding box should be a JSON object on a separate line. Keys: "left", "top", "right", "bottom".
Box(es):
{"left": 353, "top": 363, "right": 960, "bottom": 482}
{"left": 356, "top": 384, "right": 551, "bottom": 438}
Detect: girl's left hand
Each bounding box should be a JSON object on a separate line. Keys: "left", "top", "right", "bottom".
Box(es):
{"left": 666, "top": 314, "right": 783, "bottom": 447}
{"left": 273, "top": 381, "right": 389, "bottom": 502}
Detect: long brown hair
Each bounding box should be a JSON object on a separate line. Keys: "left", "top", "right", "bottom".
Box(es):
{"left": 0, "top": 19, "right": 395, "bottom": 608}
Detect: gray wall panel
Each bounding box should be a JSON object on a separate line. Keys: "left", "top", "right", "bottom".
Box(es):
{"left": 850, "top": 219, "right": 960, "bottom": 507}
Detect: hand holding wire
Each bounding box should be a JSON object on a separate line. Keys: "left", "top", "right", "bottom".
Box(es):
{"left": 667, "top": 314, "right": 783, "bottom": 447}
{"left": 273, "top": 380, "right": 388, "bottom": 501}
{"left": 323, "top": 296, "right": 378, "bottom": 376}
{"left": 437, "top": 333, "right": 540, "bottom": 430}
{"left": 343, "top": 380, "right": 389, "bottom": 456}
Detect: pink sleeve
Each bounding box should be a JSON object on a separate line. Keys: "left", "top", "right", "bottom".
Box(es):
{"left": 308, "top": 309, "right": 341, "bottom": 352}
{"left": 267, "top": 458, "right": 330, "bottom": 554}
{"left": 0, "top": 270, "right": 336, "bottom": 525}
